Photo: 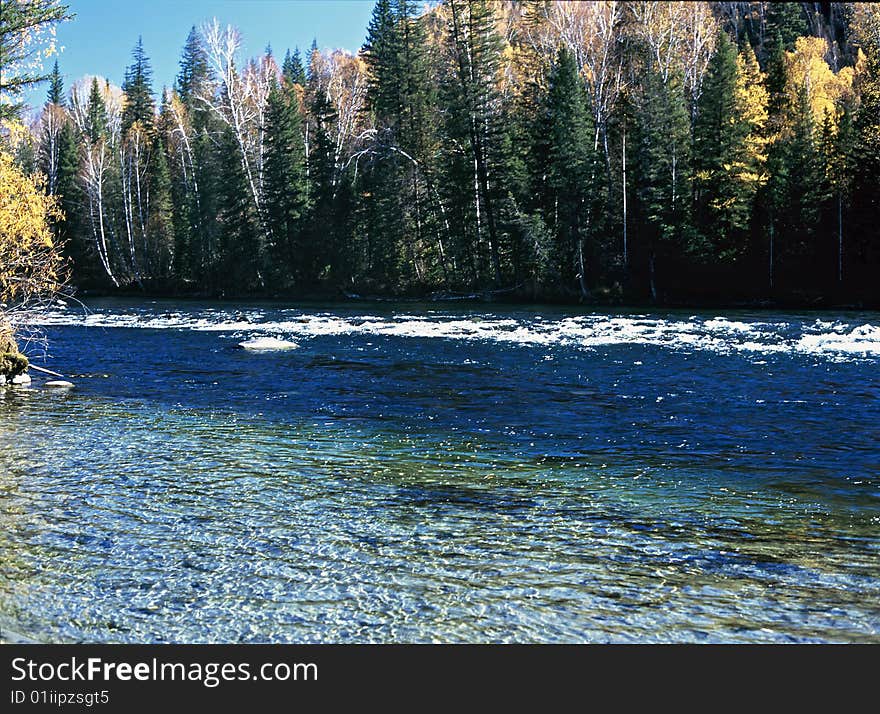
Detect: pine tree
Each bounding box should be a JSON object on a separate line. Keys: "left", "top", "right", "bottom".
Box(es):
{"left": 47, "top": 60, "right": 63, "bottom": 105}
{"left": 122, "top": 37, "right": 156, "bottom": 135}
{"left": 364, "top": 0, "right": 403, "bottom": 122}
{"left": 766, "top": 3, "right": 808, "bottom": 53}
{"left": 442, "top": 0, "right": 506, "bottom": 287}
{"left": 306, "top": 38, "right": 320, "bottom": 83}
{"left": 176, "top": 26, "right": 210, "bottom": 107}
{"left": 147, "top": 133, "right": 174, "bottom": 277}
{"left": 307, "top": 86, "right": 341, "bottom": 285}
{"left": 850, "top": 36, "right": 880, "bottom": 293}
{"left": 56, "top": 119, "right": 92, "bottom": 277}
{"left": 774, "top": 84, "right": 829, "bottom": 290}
{"left": 263, "top": 77, "right": 309, "bottom": 287}
{"left": 693, "top": 32, "right": 768, "bottom": 262}
{"left": 282, "top": 47, "right": 306, "bottom": 86}
{"left": 544, "top": 46, "right": 597, "bottom": 296}
{"left": 633, "top": 68, "right": 693, "bottom": 302}
{"left": 86, "top": 77, "right": 108, "bottom": 143}
{"left": 216, "top": 126, "right": 261, "bottom": 292}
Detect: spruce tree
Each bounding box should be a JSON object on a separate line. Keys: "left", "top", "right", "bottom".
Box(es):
{"left": 56, "top": 119, "right": 91, "bottom": 277}
{"left": 122, "top": 37, "right": 156, "bottom": 134}
{"left": 544, "top": 46, "right": 597, "bottom": 295}
{"left": 693, "top": 32, "right": 767, "bottom": 261}
{"left": 766, "top": 3, "right": 808, "bottom": 53}
{"left": 263, "top": 77, "right": 309, "bottom": 287}
{"left": 216, "top": 126, "right": 261, "bottom": 292}
{"left": 176, "top": 26, "right": 210, "bottom": 107}
{"left": 307, "top": 86, "right": 341, "bottom": 284}
{"left": 850, "top": 37, "right": 880, "bottom": 293}
{"left": 47, "top": 59, "right": 63, "bottom": 105}
{"left": 85, "top": 77, "right": 108, "bottom": 143}
{"left": 282, "top": 47, "right": 306, "bottom": 86}
{"left": 442, "top": 0, "right": 506, "bottom": 287}
{"left": 148, "top": 133, "right": 175, "bottom": 277}
{"left": 633, "top": 68, "right": 693, "bottom": 301}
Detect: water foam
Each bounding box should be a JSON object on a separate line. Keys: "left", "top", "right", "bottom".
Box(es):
{"left": 25, "top": 307, "right": 880, "bottom": 362}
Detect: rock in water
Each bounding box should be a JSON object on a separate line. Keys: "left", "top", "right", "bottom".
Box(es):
{"left": 11, "top": 373, "right": 31, "bottom": 385}
{"left": 237, "top": 337, "right": 299, "bottom": 351}
{"left": 45, "top": 380, "right": 75, "bottom": 389}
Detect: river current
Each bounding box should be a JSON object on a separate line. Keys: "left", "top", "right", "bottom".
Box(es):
{"left": 1, "top": 299, "right": 878, "bottom": 642}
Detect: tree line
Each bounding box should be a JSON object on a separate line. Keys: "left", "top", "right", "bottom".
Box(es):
{"left": 9, "top": 1, "right": 880, "bottom": 305}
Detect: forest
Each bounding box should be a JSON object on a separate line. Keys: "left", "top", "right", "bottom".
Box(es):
{"left": 5, "top": 1, "right": 880, "bottom": 306}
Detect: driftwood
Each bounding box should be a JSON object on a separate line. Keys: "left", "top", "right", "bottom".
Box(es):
{"left": 28, "top": 364, "right": 65, "bottom": 378}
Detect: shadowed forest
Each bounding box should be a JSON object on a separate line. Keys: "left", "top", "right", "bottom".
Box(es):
{"left": 8, "top": 1, "right": 880, "bottom": 305}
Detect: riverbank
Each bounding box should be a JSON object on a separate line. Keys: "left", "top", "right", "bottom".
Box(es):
{"left": 68, "top": 281, "right": 880, "bottom": 312}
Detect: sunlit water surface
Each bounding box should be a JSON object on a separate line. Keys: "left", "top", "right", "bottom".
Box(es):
{"left": 1, "top": 299, "right": 878, "bottom": 643}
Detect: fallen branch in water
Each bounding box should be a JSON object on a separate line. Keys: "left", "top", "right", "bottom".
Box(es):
{"left": 28, "top": 364, "right": 65, "bottom": 378}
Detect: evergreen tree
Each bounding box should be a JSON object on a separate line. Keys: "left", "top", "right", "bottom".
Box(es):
{"left": 442, "top": 0, "right": 506, "bottom": 287}
{"left": 56, "top": 119, "right": 93, "bottom": 278}
{"left": 216, "top": 126, "right": 262, "bottom": 292}
{"left": 122, "top": 37, "right": 156, "bottom": 134}
{"left": 307, "top": 86, "right": 341, "bottom": 284}
{"left": 774, "top": 85, "right": 830, "bottom": 290}
{"left": 47, "top": 60, "right": 63, "bottom": 105}
{"left": 176, "top": 26, "right": 210, "bottom": 107}
{"left": 306, "top": 38, "right": 320, "bottom": 83}
{"left": 693, "top": 32, "right": 767, "bottom": 262}
{"left": 633, "top": 68, "right": 693, "bottom": 302}
{"left": 147, "top": 133, "right": 174, "bottom": 277}
{"left": 849, "top": 36, "right": 880, "bottom": 293}
{"left": 766, "top": 2, "right": 808, "bottom": 53}
{"left": 544, "top": 46, "right": 597, "bottom": 296}
{"left": 85, "top": 77, "right": 108, "bottom": 143}
{"left": 282, "top": 47, "right": 307, "bottom": 86}
{"left": 263, "top": 77, "right": 309, "bottom": 287}
{"left": 364, "top": 0, "right": 403, "bottom": 121}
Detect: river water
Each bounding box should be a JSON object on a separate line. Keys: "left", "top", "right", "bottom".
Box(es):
{"left": 1, "top": 299, "right": 878, "bottom": 643}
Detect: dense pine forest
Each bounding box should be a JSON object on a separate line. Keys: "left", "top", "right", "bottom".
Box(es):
{"left": 7, "top": 1, "right": 880, "bottom": 305}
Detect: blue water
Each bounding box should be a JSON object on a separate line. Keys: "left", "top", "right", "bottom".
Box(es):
{"left": 1, "top": 299, "right": 878, "bottom": 642}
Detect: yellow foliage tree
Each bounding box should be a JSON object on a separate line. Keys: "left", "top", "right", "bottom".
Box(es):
{"left": 733, "top": 43, "right": 769, "bottom": 190}
{"left": 0, "top": 145, "right": 66, "bottom": 375}
{"left": 785, "top": 37, "right": 855, "bottom": 129}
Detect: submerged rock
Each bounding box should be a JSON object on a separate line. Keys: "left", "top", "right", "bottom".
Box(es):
{"left": 45, "top": 380, "right": 75, "bottom": 389}
{"left": 237, "top": 337, "right": 299, "bottom": 351}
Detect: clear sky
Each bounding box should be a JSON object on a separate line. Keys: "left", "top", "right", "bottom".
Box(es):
{"left": 24, "top": 0, "right": 377, "bottom": 111}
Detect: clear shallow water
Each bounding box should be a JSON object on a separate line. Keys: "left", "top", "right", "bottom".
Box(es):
{"left": 1, "top": 299, "right": 879, "bottom": 643}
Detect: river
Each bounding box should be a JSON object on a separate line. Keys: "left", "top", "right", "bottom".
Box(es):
{"left": 1, "top": 298, "right": 878, "bottom": 642}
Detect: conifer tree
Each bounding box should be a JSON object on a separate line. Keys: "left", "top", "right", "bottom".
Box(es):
{"left": 850, "top": 34, "right": 880, "bottom": 292}
{"left": 122, "top": 37, "right": 156, "bottom": 135}
{"left": 264, "top": 77, "right": 309, "bottom": 286}
{"left": 47, "top": 60, "right": 63, "bottom": 105}
{"left": 85, "top": 77, "right": 108, "bottom": 143}
{"left": 216, "top": 126, "right": 261, "bottom": 292}
{"left": 633, "top": 68, "right": 693, "bottom": 301}
{"left": 56, "top": 119, "right": 92, "bottom": 277}
{"left": 176, "top": 26, "right": 211, "bottom": 107}
{"left": 544, "top": 46, "right": 597, "bottom": 296}
{"left": 766, "top": 3, "right": 808, "bottom": 53}
{"left": 442, "top": 0, "right": 506, "bottom": 287}
{"left": 147, "top": 133, "right": 174, "bottom": 277}
{"left": 693, "top": 32, "right": 768, "bottom": 261}
{"left": 282, "top": 48, "right": 307, "bottom": 86}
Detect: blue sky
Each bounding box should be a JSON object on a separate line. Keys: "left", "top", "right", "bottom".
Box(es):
{"left": 25, "top": 0, "right": 377, "bottom": 110}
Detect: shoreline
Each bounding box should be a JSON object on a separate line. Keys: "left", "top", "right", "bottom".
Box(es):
{"left": 67, "top": 286, "right": 880, "bottom": 313}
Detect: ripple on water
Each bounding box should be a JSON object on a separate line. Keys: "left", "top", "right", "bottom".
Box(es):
{"left": 2, "top": 301, "right": 879, "bottom": 642}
